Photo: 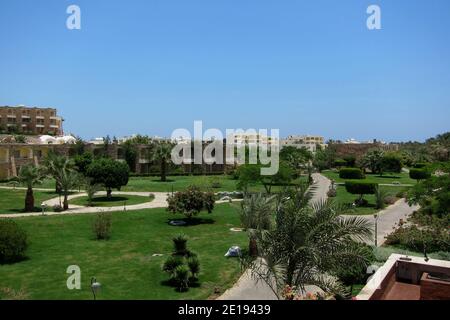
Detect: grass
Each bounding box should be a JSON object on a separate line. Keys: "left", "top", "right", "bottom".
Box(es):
{"left": 0, "top": 204, "right": 248, "bottom": 300}
{"left": 69, "top": 195, "right": 154, "bottom": 207}
{"left": 322, "top": 170, "right": 416, "bottom": 185}
{"left": 0, "top": 189, "right": 60, "bottom": 215}
{"left": 332, "top": 185, "right": 409, "bottom": 215}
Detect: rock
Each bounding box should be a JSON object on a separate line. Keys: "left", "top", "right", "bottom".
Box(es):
{"left": 225, "top": 246, "right": 242, "bottom": 257}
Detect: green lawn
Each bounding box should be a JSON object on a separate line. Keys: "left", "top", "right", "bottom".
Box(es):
{"left": 69, "top": 195, "right": 154, "bottom": 207}
{"left": 0, "top": 204, "right": 248, "bottom": 300}
{"left": 0, "top": 189, "right": 60, "bottom": 215}
{"left": 333, "top": 185, "right": 408, "bottom": 215}
{"left": 322, "top": 170, "right": 416, "bottom": 185}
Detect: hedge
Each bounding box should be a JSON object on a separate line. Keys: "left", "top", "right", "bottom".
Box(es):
{"left": 413, "top": 163, "right": 429, "bottom": 169}
{"left": 409, "top": 168, "right": 431, "bottom": 181}
{"left": 339, "top": 168, "right": 365, "bottom": 180}
{"left": 334, "top": 159, "right": 347, "bottom": 168}
{"left": 345, "top": 181, "right": 378, "bottom": 195}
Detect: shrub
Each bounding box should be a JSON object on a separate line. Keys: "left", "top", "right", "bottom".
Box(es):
{"left": 173, "top": 265, "right": 190, "bottom": 292}
{"left": 0, "top": 220, "right": 28, "bottom": 264}
{"left": 345, "top": 181, "right": 378, "bottom": 204}
{"left": 167, "top": 186, "right": 215, "bottom": 219}
{"left": 173, "top": 234, "right": 188, "bottom": 255}
{"left": 162, "top": 256, "right": 184, "bottom": 275}
{"left": 187, "top": 256, "right": 200, "bottom": 279}
{"left": 343, "top": 155, "right": 357, "bottom": 168}
{"left": 409, "top": 168, "right": 431, "bottom": 182}
{"left": 380, "top": 154, "right": 402, "bottom": 174}
{"left": 52, "top": 204, "right": 63, "bottom": 212}
{"left": 334, "top": 159, "right": 347, "bottom": 168}
{"left": 93, "top": 212, "right": 112, "bottom": 240}
{"left": 385, "top": 225, "right": 450, "bottom": 253}
{"left": 384, "top": 196, "right": 397, "bottom": 205}
{"left": 339, "top": 168, "right": 365, "bottom": 180}
{"left": 375, "top": 187, "right": 388, "bottom": 210}
{"left": 413, "top": 163, "right": 428, "bottom": 169}
{"left": 327, "top": 189, "right": 337, "bottom": 198}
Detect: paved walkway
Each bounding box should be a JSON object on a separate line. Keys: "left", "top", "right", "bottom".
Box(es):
{"left": 218, "top": 173, "right": 419, "bottom": 300}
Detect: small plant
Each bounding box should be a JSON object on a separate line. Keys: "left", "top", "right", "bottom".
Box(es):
{"left": 173, "top": 265, "right": 190, "bottom": 292}
{"left": 173, "top": 234, "right": 188, "bottom": 255}
{"left": 375, "top": 187, "right": 388, "bottom": 210}
{"left": 162, "top": 256, "right": 184, "bottom": 275}
{"left": 0, "top": 220, "right": 28, "bottom": 264}
{"left": 52, "top": 204, "right": 63, "bottom": 212}
{"left": 327, "top": 188, "right": 337, "bottom": 198}
{"left": 187, "top": 256, "right": 200, "bottom": 279}
{"left": 93, "top": 212, "right": 112, "bottom": 240}
{"left": 209, "top": 177, "right": 222, "bottom": 189}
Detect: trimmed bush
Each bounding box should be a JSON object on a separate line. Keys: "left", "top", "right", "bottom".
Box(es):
{"left": 334, "top": 159, "right": 347, "bottom": 168}
{"left": 409, "top": 168, "right": 431, "bottom": 182}
{"left": 93, "top": 212, "right": 112, "bottom": 240}
{"left": 0, "top": 220, "right": 28, "bottom": 264}
{"left": 413, "top": 163, "right": 428, "bottom": 169}
{"left": 345, "top": 181, "right": 378, "bottom": 202}
{"left": 167, "top": 186, "right": 215, "bottom": 219}
{"left": 339, "top": 168, "right": 365, "bottom": 180}
{"left": 343, "top": 155, "right": 357, "bottom": 167}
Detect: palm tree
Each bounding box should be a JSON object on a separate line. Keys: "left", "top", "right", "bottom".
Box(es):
{"left": 152, "top": 141, "right": 173, "bottom": 182}
{"left": 58, "top": 169, "right": 82, "bottom": 210}
{"left": 239, "top": 193, "right": 275, "bottom": 257}
{"left": 43, "top": 152, "right": 74, "bottom": 193}
{"left": 245, "top": 183, "right": 373, "bottom": 299}
{"left": 15, "top": 165, "right": 45, "bottom": 212}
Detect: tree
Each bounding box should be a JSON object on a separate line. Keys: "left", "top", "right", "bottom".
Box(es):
{"left": 360, "top": 149, "right": 384, "bottom": 174}
{"left": 152, "top": 141, "right": 174, "bottom": 182}
{"left": 73, "top": 152, "right": 93, "bottom": 175}
{"left": 313, "top": 147, "right": 336, "bottom": 171}
{"left": 122, "top": 140, "right": 138, "bottom": 172}
{"left": 339, "top": 168, "right": 365, "bottom": 180}
{"left": 379, "top": 153, "right": 402, "bottom": 176}
{"left": 239, "top": 194, "right": 275, "bottom": 257}
{"left": 86, "top": 158, "right": 130, "bottom": 198}
{"left": 84, "top": 178, "right": 102, "bottom": 207}
{"left": 58, "top": 169, "right": 82, "bottom": 210}
{"left": 409, "top": 168, "right": 431, "bottom": 183}
{"left": 166, "top": 186, "right": 215, "bottom": 220}
{"left": 44, "top": 152, "right": 74, "bottom": 193}
{"left": 244, "top": 184, "right": 373, "bottom": 298}
{"left": 15, "top": 165, "right": 45, "bottom": 212}
{"left": 280, "top": 146, "right": 313, "bottom": 172}
{"left": 345, "top": 181, "right": 378, "bottom": 205}
{"left": 236, "top": 163, "right": 293, "bottom": 194}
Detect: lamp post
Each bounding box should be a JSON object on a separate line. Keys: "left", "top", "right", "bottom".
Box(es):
{"left": 41, "top": 203, "right": 47, "bottom": 216}
{"left": 90, "top": 277, "right": 101, "bottom": 300}
{"left": 374, "top": 214, "right": 379, "bottom": 247}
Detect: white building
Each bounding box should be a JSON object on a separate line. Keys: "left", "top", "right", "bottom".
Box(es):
{"left": 281, "top": 135, "right": 326, "bottom": 153}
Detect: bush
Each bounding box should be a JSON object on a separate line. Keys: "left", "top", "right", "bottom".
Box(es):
{"left": 162, "top": 256, "right": 184, "bottom": 274}
{"left": 343, "top": 155, "right": 357, "bottom": 168}
{"left": 173, "top": 265, "right": 190, "bottom": 292}
{"left": 384, "top": 196, "right": 397, "bottom": 205}
{"left": 0, "top": 220, "right": 28, "bottom": 264}
{"left": 327, "top": 189, "right": 337, "bottom": 197}
{"left": 339, "top": 168, "right": 365, "bottom": 180}
{"left": 173, "top": 234, "right": 188, "bottom": 255}
{"left": 93, "top": 212, "right": 112, "bottom": 240}
{"left": 345, "top": 181, "right": 378, "bottom": 195}
{"left": 334, "top": 159, "right": 347, "bottom": 168}
{"left": 167, "top": 186, "right": 215, "bottom": 219}
{"left": 385, "top": 225, "right": 450, "bottom": 253}
{"left": 413, "top": 163, "right": 429, "bottom": 169}
{"left": 187, "top": 256, "right": 200, "bottom": 279}
{"left": 52, "top": 204, "right": 63, "bottom": 212}
{"left": 409, "top": 168, "right": 431, "bottom": 182}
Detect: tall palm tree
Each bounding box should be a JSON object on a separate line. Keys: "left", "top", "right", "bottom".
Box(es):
{"left": 15, "top": 165, "right": 45, "bottom": 212}
{"left": 245, "top": 183, "right": 373, "bottom": 299}
{"left": 43, "top": 152, "right": 74, "bottom": 193}
{"left": 58, "top": 168, "right": 81, "bottom": 210}
{"left": 152, "top": 141, "right": 173, "bottom": 182}
{"left": 239, "top": 193, "right": 275, "bottom": 257}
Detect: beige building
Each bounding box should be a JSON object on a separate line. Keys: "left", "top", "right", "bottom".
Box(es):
{"left": 0, "top": 105, "right": 63, "bottom": 136}
{"left": 281, "top": 135, "right": 326, "bottom": 153}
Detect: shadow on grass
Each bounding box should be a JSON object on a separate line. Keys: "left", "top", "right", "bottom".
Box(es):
{"left": 167, "top": 217, "right": 215, "bottom": 227}
{"left": 150, "top": 179, "right": 176, "bottom": 183}
{"left": 0, "top": 256, "right": 29, "bottom": 266}
{"left": 160, "top": 278, "right": 201, "bottom": 292}
{"left": 90, "top": 196, "right": 130, "bottom": 203}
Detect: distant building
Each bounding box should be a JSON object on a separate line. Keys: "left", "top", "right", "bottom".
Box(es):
{"left": 0, "top": 105, "right": 63, "bottom": 136}
{"left": 281, "top": 135, "right": 326, "bottom": 153}
{"left": 228, "top": 132, "right": 279, "bottom": 147}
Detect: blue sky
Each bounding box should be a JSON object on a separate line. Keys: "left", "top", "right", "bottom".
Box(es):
{"left": 1, "top": 0, "right": 449, "bottom": 142}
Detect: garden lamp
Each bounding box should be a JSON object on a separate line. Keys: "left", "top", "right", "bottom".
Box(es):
{"left": 41, "top": 203, "right": 47, "bottom": 216}
{"left": 90, "top": 277, "right": 102, "bottom": 300}
{"left": 373, "top": 214, "right": 379, "bottom": 247}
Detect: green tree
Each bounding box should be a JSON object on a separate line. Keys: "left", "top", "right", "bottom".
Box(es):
{"left": 73, "top": 152, "right": 93, "bottom": 175}
{"left": 86, "top": 158, "right": 130, "bottom": 198}
{"left": 244, "top": 184, "right": 373, "bottom": 298}
{"left": 167, "top": 186, "right": 215, "bottom": 220}
{"left": 43, "top": 152, "right": 74, "bottom": 193}
{"left": 15, "top": 165, "right": 45, "bottom": 212}
{"left": 58, "top": 169, "right": 82, "bottom": 210}
{"left": 379, "top": 153, "right": 402, "bottom": 176}
{"left": 152, "top": 141, "right": 174, "bottom": 182}
{"left": 360, "top": 149, "right": 384, "bottom": 174}
{"left": 280, "top": 146, "right": 313, "bottom": 172}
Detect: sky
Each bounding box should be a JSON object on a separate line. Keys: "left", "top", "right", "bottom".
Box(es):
{"left": 1, "top": 0, "right": 449, "bottom": 142}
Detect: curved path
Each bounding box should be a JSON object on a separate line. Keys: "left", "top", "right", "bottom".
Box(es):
{"left": 218, "top": 173, "right": 419, "bottom": 300}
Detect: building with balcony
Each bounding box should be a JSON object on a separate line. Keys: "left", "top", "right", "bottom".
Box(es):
{"left": 281, "top": 135, "right": 327, "bottom": 153}
{"left": 0, "top": 105, "right": 63, "bottom": 136}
